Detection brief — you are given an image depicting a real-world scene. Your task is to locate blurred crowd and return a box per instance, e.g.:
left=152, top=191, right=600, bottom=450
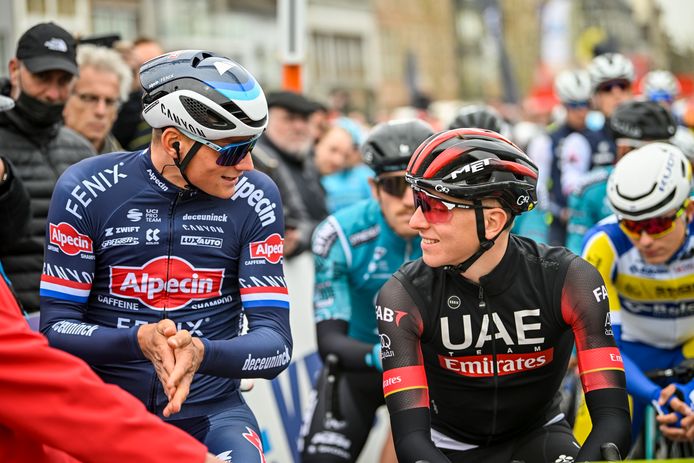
left=2, top=18, right=694, bottom=462
left=3, top=23, right=694, bottom=310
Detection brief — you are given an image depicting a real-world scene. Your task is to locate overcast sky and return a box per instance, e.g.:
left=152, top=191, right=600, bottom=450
left=656, top=0, right=694, bottom=52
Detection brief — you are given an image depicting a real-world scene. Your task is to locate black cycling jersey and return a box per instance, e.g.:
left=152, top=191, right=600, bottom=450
left=376, top=234, right=630, bottom=462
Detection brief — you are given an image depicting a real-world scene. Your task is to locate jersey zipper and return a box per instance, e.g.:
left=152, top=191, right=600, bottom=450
left=479, top=285, right=499, bottom=444
left=148, top=190, right=182, bottom=413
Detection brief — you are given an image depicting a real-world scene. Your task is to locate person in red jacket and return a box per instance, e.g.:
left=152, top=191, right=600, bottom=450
left=0, top=265, right=222, bottom=463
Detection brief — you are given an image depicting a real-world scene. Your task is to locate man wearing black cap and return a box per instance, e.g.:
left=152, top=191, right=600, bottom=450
left=254, top=91, right=328, bottom=257
left=0, top=22, right=95, bottom=312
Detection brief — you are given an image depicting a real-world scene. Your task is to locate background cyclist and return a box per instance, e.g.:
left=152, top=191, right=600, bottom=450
left=581, top=142, right=694, bottom=443
left=299, top=119, right=433, bottom=463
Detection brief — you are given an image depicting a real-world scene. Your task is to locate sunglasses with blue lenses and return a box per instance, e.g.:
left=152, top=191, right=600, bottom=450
left=565, top=101, right=590, bottom=109
left=180, top=129, right=260, bottom=166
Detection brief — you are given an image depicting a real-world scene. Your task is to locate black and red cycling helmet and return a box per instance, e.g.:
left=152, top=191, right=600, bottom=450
left=406, top=128, right=539, bottom=215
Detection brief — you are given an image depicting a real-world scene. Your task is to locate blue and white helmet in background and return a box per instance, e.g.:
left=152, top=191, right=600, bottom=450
left=140, top=50, right=268, bottom=140
left=641, top=70, right=681, bottom=103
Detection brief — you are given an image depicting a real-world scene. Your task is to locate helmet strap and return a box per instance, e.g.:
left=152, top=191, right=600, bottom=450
left=173, top=141, right=203, bottom=190
left=448, top=199, right=511, bottom=274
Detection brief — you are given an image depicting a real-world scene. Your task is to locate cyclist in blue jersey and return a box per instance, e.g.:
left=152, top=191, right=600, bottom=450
left=559, top=53, right=634, bottom=197
left=582, top=142, right=694, bottom=442
left=39, top=50, right=292, bottom=462
left=566, top=100, right=677, bottom=254
left=298, top=119, right=434, bottom=462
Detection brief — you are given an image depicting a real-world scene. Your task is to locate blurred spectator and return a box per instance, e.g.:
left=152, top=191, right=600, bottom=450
left=320, top=117, right=373, bottom=213
left=313, top=124, right=351, bottom=177
left=111, top=37, right=163, bottom=151
left=0, top=22, right=94, bottom=312
left=308, top=99, right=330, bottom=144
left=255, top=91, right=328, bottom=257
left=63, top=44, right=132, bottom=153
left=0, top=96, right=30, bottom=252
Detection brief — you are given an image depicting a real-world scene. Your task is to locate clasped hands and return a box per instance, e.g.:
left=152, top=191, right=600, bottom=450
left=137, top=319, right=205, bottom=417
left=655, top=384, right=694, bottom=442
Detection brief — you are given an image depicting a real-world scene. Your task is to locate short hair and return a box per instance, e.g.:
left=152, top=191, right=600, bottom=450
left=76, top=44, right=132, bottom=101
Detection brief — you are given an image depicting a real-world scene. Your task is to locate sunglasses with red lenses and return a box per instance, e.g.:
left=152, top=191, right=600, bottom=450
left=619, top=204, right=687, bottom=239
left=413, top=188, right=491, bottom=224
left=376, top=176, right=409, bottom=197
left=181, top=129, right=260, bottom=166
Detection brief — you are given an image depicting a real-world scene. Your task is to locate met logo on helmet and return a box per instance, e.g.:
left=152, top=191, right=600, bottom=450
left=49, top=222, right=93, bottom=256
left=449, top=158, right=491, bottom=179
left=110, top=256, right=224, bottom=310
left=249, top=233, right=284, bottom=264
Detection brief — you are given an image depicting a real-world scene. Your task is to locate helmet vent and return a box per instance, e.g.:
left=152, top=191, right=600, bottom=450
left=221, top=100, right=267, bottom=128
left=179, top=95, right=236, bottom=130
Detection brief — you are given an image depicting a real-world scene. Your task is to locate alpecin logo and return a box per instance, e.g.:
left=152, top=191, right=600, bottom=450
left=49, top=222, right=93, bottom=256
left=110, top=256, right=224, bottom=310
left=249, top=233, right=284, bottom=264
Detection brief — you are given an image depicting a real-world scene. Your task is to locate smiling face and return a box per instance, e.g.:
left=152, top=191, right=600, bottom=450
left=152, top=128, right=255, bottom=199
left=408, top=191, right=510, bottom=269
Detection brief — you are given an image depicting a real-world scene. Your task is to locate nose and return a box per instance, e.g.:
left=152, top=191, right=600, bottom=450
left=43, top=83, right=62, bottom=103
left=402, top=187, right=415, bottom=207
left=409, top=206, right=428, bottom=230
left=637, top=232, right=655, bottom=247
left=235, top=153, right=254, bottom=171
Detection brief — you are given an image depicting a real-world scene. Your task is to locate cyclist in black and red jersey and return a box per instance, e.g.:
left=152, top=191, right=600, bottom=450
left=376, top=128, right=630, bottom=463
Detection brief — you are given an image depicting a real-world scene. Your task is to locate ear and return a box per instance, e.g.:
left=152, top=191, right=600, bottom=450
left=160, top=128, right=183, bottom=160
left=484, top=207, right=510, bottom=239
left=368, top=177, right=380, bottom=200
left=8, top=59, right=20, bottom=98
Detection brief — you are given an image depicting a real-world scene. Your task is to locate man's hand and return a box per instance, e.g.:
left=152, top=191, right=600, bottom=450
left=163, top=331, right=205, bottom=417
left=137, top=319, right=179, bottom=388
left=656, top=384, right=694, bottom=442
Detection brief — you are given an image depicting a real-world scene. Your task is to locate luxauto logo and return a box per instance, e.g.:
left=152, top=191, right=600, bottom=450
left=110, top=256, right=224, bottom=310
left=49, top=222, right=93, bottom=256
left=439, top=348, right=554, bottom=377
left=181, top=235, right=223, bottom=249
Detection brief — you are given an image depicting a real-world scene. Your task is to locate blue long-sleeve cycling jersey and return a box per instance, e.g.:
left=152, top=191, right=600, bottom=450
left=39, top=149, right=292, bottom=419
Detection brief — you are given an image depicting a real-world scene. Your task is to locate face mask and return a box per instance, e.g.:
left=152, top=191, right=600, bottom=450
left=14, top=91, right=65, bottom=127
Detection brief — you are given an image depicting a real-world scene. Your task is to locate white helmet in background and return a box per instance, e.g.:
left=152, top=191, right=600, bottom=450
left=588, top=53, right=635, bottom=92
left=607, top=142, right=692, bottom=220
left=670, top=126, right=694, bottom=162
left=641, top=70, right=681, bottom=103
left=554, top=69, right=591, bottom=104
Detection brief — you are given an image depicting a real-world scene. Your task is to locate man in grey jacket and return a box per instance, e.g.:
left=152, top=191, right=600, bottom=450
left=0, top=22, right=95, bottom=312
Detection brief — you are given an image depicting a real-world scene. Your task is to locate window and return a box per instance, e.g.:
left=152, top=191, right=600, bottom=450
left=27, top=0, right=46, bottom=14
left=311, top=32, right=365, bottom=85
